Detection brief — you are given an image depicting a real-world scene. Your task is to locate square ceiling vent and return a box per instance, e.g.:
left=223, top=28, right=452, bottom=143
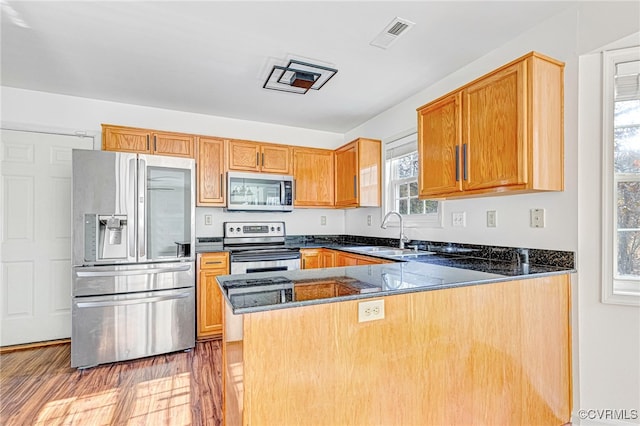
left=370, top=17, right=415, bottom=49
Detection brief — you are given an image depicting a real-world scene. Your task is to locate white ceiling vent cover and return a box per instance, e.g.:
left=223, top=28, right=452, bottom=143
left=370, top=17, right=415, bottom=49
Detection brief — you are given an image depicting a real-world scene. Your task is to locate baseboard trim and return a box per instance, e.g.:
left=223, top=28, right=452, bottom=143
left=0, top=338, right=71, bottom=354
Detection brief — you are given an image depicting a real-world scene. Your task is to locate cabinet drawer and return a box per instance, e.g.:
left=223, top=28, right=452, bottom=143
left=199, top=252, right=229, bottom=270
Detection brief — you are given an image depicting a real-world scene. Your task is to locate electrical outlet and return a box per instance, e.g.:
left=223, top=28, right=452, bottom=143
left=204, top=214, right=212, bottom=226
left=487, top=210, right=497, bottom=228
left=530, top=208, right=545, bottom=228
left=452, top=212, right=466, bottom=227
left=320, top=215, right=327, bottom=226
left=358, top=299, right=384, bottom=322
left=367, top=215, right=372, bottom=226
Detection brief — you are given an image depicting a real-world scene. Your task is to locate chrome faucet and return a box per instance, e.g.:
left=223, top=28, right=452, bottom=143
left=381, top=211, right=410, bottom=249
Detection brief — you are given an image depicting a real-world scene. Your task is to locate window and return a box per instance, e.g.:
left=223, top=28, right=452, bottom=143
left=383, top=132, right=441, bottom=227
left=602, top=46, right=640, bottom=305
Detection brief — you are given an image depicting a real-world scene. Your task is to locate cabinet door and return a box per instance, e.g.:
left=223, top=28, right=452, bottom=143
left=152, top=133, right=195, bottom=158
left=197, top=137, right=226, bottom=206
left=462, top=61, right=527, bottom=190
left=418, top=93, right=463, bottom=198
left=228, top=140, right=260, bottom=171
left=293, top=148, right=334, bottom=207
left=197, top=252, right=229, bottom=340
left=335, top=252, right=358, bottom=266
left=334, top=142, right=358, bottom=207
left=320, top=250, right=336, bottom=268
left=301, top=250, right=322, bottom=269
left=260, top=144, right=290, bottom=174
left=102, top=126, right=151, bottom=154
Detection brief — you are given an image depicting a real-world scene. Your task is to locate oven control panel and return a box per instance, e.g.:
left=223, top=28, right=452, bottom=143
left=223, top=221, right=286, bottom=238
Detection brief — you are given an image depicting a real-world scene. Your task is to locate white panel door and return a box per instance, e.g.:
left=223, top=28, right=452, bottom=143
left=1, top=129, right=93, bottom=346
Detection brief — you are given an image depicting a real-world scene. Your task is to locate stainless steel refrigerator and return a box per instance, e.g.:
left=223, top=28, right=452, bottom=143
left=71, top=150, right=195, bottom=368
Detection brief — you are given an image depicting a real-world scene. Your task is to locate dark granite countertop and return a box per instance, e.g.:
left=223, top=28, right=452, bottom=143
left=218, top=256, right=575, bottom=314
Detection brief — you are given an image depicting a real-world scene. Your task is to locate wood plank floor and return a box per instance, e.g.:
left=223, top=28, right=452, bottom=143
left=0, top=340, right=222, bottom=425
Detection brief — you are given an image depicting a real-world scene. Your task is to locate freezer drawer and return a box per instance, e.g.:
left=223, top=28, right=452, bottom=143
left=71, top=287, right=195, bottom=368
left=73, top=262, right=194, bottom=297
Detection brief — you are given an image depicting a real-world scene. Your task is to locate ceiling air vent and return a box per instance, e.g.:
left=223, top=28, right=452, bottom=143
left=370, top=17, right=415, bottom=50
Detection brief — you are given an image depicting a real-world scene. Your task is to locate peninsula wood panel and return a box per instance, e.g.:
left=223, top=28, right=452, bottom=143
left=197, top=137, right=226, bottom=206
left=234, top=275, right=571, bottom=425
left=292, top=147, right=334, bottom=207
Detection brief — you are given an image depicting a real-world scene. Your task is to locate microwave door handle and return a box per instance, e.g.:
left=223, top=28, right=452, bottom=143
left=128, top=157, right=137, bottom=260
left=138, top=158, right=146, bottom=260
left=280, top=181, right=285, bottom=206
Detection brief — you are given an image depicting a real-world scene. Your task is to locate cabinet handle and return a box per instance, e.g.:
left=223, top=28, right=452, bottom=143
left=455, top=146, right=460, bottom=182
left=293, top=179, right=297, bottom=201
left=205, top=261, right=223, bottom=265
left=146, top=135, right=150, bottom=151
left=261, top=152, right=264, bottom=166
left=302, top=258, right=306, bottom=269
left=353, top=176, right=357, bottom=198
left=154, top=136, right=157, bottom=152
left=462, top=143, right=468, bottom=181
left=220, top=173, right=223, bottom=197
left=256, top=152, right=260, bottom=166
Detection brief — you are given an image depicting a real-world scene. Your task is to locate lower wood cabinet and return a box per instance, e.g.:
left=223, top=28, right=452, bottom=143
left=301, top=248, right=391, bottom=269
left=197, top=252, right=229, bottom=340
left=294, top=280, right=359, bottom=301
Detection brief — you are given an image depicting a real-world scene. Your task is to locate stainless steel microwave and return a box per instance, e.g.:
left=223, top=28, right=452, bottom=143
left=226, top=171, right=294, bottom=211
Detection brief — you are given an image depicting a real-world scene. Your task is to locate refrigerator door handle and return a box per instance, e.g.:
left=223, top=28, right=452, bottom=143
left=76, top=291, right=191, bottom=308
left=138, top=158, right=146, bottom=260
left=128, top=157, right=137, bottom=260
left=76, top=264, right=192, bottom=277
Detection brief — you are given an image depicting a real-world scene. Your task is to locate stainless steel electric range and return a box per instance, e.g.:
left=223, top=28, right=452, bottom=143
left=223, top=221, right=300, bottom=275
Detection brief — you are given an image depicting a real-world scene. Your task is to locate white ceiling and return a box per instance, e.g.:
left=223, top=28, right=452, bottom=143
left=1, top=1, right=577, bottom=133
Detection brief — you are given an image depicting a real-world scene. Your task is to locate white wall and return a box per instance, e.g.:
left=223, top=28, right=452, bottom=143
left=343, top=7, right=581, bottom=251
left=0, top=86, right=345, bottom=237
left=577, top=35, right=640, bottom=425
left=342, top=3, right=640, bottom=424
left=0, top=87, right=344, bottom=149
left=195, top=207, right=345, bottom=237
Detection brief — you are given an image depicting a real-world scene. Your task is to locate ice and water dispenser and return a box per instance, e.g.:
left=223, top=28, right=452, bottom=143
left=84, top=213, right=128, bottom=262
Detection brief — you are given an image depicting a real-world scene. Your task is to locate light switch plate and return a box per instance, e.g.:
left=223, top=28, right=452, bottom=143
left=487, top=210, right=497, bottom=228
left=530, top=208, right=545, bottom=228
left=204, top=214, right=213, bottom=226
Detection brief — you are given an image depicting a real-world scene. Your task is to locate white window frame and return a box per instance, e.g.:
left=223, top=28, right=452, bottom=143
left=602, top=46, right=640, bottom=306
left=382, top=130, right=442, bottom=228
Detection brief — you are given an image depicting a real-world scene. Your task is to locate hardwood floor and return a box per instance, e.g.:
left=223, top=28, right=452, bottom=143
left=0, top=340, right=223, bottom=425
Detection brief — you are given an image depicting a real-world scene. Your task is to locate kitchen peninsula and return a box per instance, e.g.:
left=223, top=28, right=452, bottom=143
left=218, top=248, right=574, bottom=426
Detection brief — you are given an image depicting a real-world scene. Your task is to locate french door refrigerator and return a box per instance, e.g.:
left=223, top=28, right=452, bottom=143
left=71, top=150, right=195, bottom=368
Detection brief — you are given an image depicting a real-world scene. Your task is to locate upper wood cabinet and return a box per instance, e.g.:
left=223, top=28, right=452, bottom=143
left=417, top=52, right=564, bottom=199
left=228, top=139, right=290, bottom=174
left=197, top=252, right=229, bottom=340
left=334, top=138, right=381, bottom=208
left=102, top=124, right=195, bottom=158
left=197, top=137, right=226, bottom=206
left=292, top=147, right=334, bottom=207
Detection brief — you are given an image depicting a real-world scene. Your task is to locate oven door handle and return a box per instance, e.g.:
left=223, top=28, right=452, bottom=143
left=231, top=252, right=300, bottom=262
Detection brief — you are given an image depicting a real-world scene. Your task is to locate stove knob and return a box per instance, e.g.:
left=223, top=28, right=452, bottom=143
left=228, top=227, right=233, bottom=233
left=236, top=227, right=241, bottom=232
left=277, top=226, right=281, bottom=231
left=270, top=227, right=275, bottom=231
